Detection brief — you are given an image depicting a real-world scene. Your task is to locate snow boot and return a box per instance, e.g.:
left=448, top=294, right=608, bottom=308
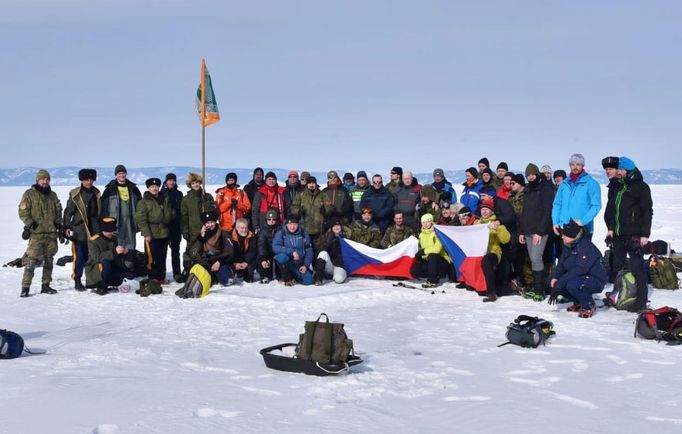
left=532, top=271, right=546, bottom=298
left=483, top=294, right=498, bottom=302
left=20, top=287, right=30, bottom=298
left=41, top=283, right=57, bottom=294
left=74, top=278, right=85, bottom=292
left=313, top=258, right=326, bottom=285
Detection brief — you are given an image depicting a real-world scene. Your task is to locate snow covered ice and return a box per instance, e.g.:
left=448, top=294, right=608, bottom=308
left=2, top=185, right=682, bottom=434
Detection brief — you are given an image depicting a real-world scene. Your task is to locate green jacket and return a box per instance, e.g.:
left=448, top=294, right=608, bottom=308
left=18, top=185, right=62, bottom=237
left=63, top=186, right=101, bottom=242
left=349, top=219, right=382, bottom=248
left=85, top=233, right=118, bottom=287
left=135, top=191, right=175, bottom=239
left=181, top=189, right=215, bottom=242
left=290, top=188, right=326, bottom=236
left=476, top=215, right=511, bottom=262
left=381, top=225, right=415, bottom=248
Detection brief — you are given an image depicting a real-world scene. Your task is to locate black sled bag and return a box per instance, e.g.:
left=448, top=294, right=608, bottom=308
left=0, top=329, right=25, bottom=359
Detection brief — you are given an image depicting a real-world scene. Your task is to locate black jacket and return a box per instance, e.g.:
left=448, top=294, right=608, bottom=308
left=492, top=196, right=517, bottom=234
left=519, top=177, right=554, bottom=236
left=256, top=223, right=280, bottom=260
left=161, top=183, right=184, bottom=233
left=604, top=169, right=653, bottom=237
left=319, top=229, right=349, bottom=267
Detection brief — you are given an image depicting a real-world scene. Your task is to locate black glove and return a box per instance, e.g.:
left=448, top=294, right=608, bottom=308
left=182, top=232, right=190, bottom=242
left=547, top=289, right=560, bottom=305
left=231, top=198, right=238, bottom=208
left=604, top=235, right=613, bottom=248
left=21, top=225, right=31, bottom=240
left=415, top=248, right=424, bottom=259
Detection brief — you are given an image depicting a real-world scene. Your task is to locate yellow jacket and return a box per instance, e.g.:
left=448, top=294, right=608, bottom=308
left=418, top=227, right=452, bottom=264
left=475, top=215, right=510, bottom=262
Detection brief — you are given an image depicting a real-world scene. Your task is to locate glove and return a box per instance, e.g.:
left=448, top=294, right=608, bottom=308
left=415, top=248, right=424, bottom=259
left=58, top=231, right=68, bottom=245
left=604, top=235, right=613, bottom=248
left=182, top=232, right=190, bottom=242
left=231, top=198, right=238, bottom=208
left=547, top=289, right=560, bottom=305
left=21, top=225, right=31, bottom=240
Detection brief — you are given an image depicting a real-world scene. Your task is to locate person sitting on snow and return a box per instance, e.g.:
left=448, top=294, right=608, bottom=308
left=272, top=215, right=314, bottom=286
left=410, top=213, right=454, bottom=289
left=85, top=217, right=135, bottom=295
left=184, top=210, right=235, bottom=286
left=313, top=218, right=350, bottom=285
left=547, top=219, right=607, bottom=318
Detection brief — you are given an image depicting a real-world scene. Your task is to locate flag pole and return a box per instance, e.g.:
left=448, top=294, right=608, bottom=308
left=202, top=123, right=206, bottom=194
left=200, top=58, right=207, bottom=195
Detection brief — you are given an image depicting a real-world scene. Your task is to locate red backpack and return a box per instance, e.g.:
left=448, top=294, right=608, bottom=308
left=634, top=307, right=682, bottom=344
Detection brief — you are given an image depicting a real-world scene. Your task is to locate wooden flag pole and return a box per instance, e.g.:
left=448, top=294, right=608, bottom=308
left=200, top=58, right=207, bottom=197
left=202, top=123, right=206, bottom=195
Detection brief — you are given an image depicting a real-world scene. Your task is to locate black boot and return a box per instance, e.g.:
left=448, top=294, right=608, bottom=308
left=41, top=283, right=58, bottom=294
left=20, top=287, right=30, bottom=298
left=74, top=278, right=86, bottom=292
left=532, top=271, right=546, bottom=297
left=313, top=258, right=326, bottom=285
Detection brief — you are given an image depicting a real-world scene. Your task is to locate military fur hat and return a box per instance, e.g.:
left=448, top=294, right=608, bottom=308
left=200, top=209, right=219, bottom=223
left=78, top=168, right=97, bottom=181
left=421, top=184, right=437, bottom=202
left=100, top=217, right=117, bottom=232
left=145, top=178, right=161, bottom=188
left=186, top=172, right=203, bottom=187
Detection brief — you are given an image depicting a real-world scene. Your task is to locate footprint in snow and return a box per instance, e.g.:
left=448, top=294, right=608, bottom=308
left=443, top=396, right=492, bottom=402
left=93, top=425, right=118, bottom=434
left=195, top=408, right=242, bottom=418
left=604, top=372, right=644, bottom=383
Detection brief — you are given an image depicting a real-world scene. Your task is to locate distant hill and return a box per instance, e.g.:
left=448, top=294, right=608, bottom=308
left=1, top=166, right=681, bottom=186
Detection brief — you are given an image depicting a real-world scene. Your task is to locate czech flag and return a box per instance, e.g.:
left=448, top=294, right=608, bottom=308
left=340, top=236, right=419, bottom=279
left=434, top=225, right=489, bottom=293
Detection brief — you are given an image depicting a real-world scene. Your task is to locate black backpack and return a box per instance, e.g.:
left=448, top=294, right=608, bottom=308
left=0, top=329, right=25, bottom=359
left=498, top=315, right=555, bottom=348
left=634, top=307, right=682, bottom=345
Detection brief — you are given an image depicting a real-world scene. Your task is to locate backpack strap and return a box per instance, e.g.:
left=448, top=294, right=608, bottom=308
left=306, top=313, right=330, bottom=361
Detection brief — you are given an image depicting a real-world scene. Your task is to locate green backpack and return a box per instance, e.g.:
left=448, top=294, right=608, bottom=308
left=604, top=270, right=639, bottom=310
left=648, top=256, right=680, bottom=290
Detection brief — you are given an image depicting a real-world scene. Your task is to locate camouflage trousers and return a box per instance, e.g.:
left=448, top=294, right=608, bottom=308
left=22, top=234, right=58, bottom=288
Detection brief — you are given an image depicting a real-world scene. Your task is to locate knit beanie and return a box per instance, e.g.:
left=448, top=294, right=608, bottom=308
left=165, top=173, right=177, bottom=181
left=265, top=171, right=277, bottom=181
left=391, top=166, right=403, bottom=177
left=569, top=153, right=585, bottom=165
left=496, top=162, right=508, bottom=171
left=35, top=169, right=50, bottom=182
left=512, top=173, right=526, bottom=186
left=525, top=163, right=540, bottom=177
left=553, top=170, right=567, bottom=180
left=540, top=165, right=552, bottom=174
left=421, top=213, right=434, bottom=223
left=114, top=164, right=127, bottom=175
left=465, top=167, right=479, bottom=179
left=478, top=157, right=490, bottom=168
left=225, top=172, right=238, bottom=183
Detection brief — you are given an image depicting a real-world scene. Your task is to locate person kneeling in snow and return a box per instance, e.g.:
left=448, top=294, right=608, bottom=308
left=85, top=217, right=135, bottom=295
left=313, top=218, right=350, bottom=286
left=185, top=210, right=235, bottom=286
left=272, top=215, right=314, bottom=286
left=476, top=200, right=511, bottom=302
left=410, top=213, right=454, bottom=289
left=547, top=220, right=607, bottom=318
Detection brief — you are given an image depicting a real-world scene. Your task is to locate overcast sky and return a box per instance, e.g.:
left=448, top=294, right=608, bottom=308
left=1, top=0, right=680, bottom=173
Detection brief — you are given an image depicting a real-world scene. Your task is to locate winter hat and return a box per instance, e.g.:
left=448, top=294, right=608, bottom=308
left=525, top=163, right=540, bottom=178
left=329, top=218, right=342, bottom=227
left=478, top=157, right=490, bottom=168
left=479, top=185, right=497, bottom=197
left=562, top=219, right=582, bottom=238
left=35, top=169, right=50, bottom=182
left=225, top=172, right=238, bottom=183
left=601, top=156, right=619, bottom=169
left=253, top=167, right=264, bottom=176
left=553, top=170, right=567, bottom=180
left=496, top=162, right=508, bottom=171
left=165, top=173, right=177, bottom=181
left=114, top=164, right=127, bottom=175
left=421, top=184, right=437, bottom=201
left=185, top=172, right=202, bottom=187
left=512, top=173, right=526, bottom=186
left=421, top=213, right=434, bottom=223
left=618, top=156, right=636, bottom=171
left=480, top=199, right=495, bottom=212
left=569, top=153, right=585, bottom=165
left=327, top=170, right=339, bottom=180
left=465, top=167, right=479, bottom=179
left=540, top=165, right=552, bottom=174
left=78, top=168, right=97, bottom=181
left=265, top=209, right=279, bottom=220
left=481, top=167, right=494, bottom=179
left=145, top=178, right=161, bottom=188
left=433, top=168, right=445, bottom=178
left=504, top=171, right=515, bottom=179
left=300, top=171, right=311, bottom=181
left=457, top=206, right=472, bottom=216
left=356, top=170, right=368, bottom=180
left=391, top=166, right=403, bottom=177
left=265, top=171, right=277, bottom=181
left=307, top=176, right=318, bottom=184
left=343, top=172, right=354, bottom=181
left=99, top=217, right=117, bottom=232
left=285, top=214, right=299, bottom=224
left=200, top=209, right=219, bottom=223
left=361, top=207, right=373, bottom=215
left=288, top=170, right=299, bottom=178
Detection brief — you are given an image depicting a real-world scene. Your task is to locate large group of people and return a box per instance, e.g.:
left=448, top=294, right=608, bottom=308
left=17, top=153, right=654, bottom=317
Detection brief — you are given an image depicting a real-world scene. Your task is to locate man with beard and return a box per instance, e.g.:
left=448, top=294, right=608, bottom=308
left=552, top=153, right=601, bottom=239
left=135, top=178, right=174, bottom=284
left=243, top=167, right=264, bottom=229
left=215, top=172, right=251, bottom=233
left=283, top=170, right=304, bottom=210
left=19, top=169, right=63, bottom=297
left=272, top=215, right=314, bottom=286
left=323, top=170, right=354, bottom=225
left=394, top=171, right=421, bottom=233
left=184, top=210, right=235, bottom=287
left=255, top=209, right=281, bottom=283
left=290, top=175, right=326, bottom=253
left=101, top=164, right=142, bottom=251
left=230, top=218, right=257, bottom=283
left=63, top=168, right=100, bottom=291
left=161, top=173, right=184, bottom=282
left=604, top=157, right=653, bottom=312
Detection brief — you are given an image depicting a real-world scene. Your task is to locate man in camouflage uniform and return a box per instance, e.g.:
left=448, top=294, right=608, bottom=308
left=63, top=168, right=100, bottom=291
left=18, top=169, right=63, bottom=297
left=381, top=212, right=415, bottom=248
left=349, top=207, right=382, bottom=248
left=135, top=178, right=175, bottom=283
left=289, top=176, right=327, bottom=254
left=85, top=217, right=135, bottom=295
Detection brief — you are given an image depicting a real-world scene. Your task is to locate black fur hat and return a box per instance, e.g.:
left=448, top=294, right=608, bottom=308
left=78, top=168, right=97, bottom=181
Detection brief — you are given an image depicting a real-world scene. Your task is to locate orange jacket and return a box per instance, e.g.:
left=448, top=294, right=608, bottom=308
left=215, top=185, right=252, bottom=231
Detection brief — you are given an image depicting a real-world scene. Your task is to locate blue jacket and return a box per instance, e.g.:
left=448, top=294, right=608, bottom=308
left=552, top=171, right=601, bottom=233
left=431, top=179, right=457, bottom=203
left=550, top=236, right=607, bottom=290
left=359, top=186, right=395, bottom=232
left=460, top=179, right=483, bottom=214
left=272, top=226, right=314, bottom=268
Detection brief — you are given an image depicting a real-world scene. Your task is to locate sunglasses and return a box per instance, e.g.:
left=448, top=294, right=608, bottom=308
left=372, top=180, right=383, bottom=185
left=266, top=218, right=277, bottom=221
left=288, top=175, right=298, bottom=178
